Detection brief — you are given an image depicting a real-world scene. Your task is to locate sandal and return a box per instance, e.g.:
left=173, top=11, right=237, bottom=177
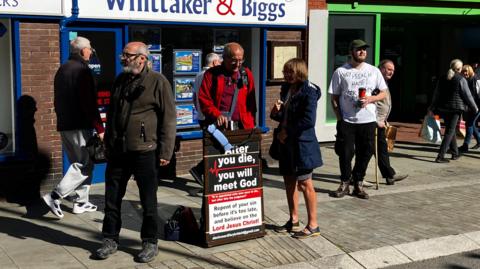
left=274, top=220, right=301, bottom=233
left=292, top=226, right=320, bottom=239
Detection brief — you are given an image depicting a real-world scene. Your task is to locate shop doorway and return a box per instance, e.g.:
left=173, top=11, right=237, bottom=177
left=380, top=14, right=480, bottom=122
left=62, top=28, right=122, bottom=183
left=327, top=15, right=375, bottom=123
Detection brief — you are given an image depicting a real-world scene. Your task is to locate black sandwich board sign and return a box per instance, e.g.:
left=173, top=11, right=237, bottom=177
left=202, top=128, right=265, bottom=247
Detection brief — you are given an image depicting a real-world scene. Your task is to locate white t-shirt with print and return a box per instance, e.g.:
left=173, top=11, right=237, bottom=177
left=328, top=62, right=387, bottom=124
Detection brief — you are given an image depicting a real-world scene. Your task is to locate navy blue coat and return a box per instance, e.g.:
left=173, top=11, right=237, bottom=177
left=271, top=80, right=323, bottom=174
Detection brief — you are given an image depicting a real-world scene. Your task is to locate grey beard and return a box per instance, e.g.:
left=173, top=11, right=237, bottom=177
left=123, top=62, right=142, bottom=74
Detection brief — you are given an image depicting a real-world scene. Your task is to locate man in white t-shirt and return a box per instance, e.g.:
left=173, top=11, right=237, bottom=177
left=328, top=39, right=387, bottom=199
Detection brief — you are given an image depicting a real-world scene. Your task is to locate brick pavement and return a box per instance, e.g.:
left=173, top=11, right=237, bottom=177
left=1, top=133, right=480, bottom=268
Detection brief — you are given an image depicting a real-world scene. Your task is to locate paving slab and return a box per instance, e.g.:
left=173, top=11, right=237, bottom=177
left=394, top=234, right=480, bottom=261
left=350, top=246, right=411, bottom=269
left=309, top=254, right=364, bottom=269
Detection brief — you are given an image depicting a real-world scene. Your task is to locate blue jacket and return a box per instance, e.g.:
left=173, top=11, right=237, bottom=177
left=271, top=80, right=323, bottom=171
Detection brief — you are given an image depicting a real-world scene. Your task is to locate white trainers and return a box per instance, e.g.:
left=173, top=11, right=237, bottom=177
left=42, top=193, right=64, bottom=218
left=73, top=202, right=98, bottom=214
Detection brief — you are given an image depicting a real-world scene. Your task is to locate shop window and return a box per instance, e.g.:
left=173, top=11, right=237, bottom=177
left=129, top=25, right=254, bottom=134
left=0, top=19, right=14, bottom=154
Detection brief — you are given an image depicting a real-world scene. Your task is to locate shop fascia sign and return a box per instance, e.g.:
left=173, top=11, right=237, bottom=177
left=0, top=0, right=63, bottom=16
left=74, top=0, right=307, bottom=26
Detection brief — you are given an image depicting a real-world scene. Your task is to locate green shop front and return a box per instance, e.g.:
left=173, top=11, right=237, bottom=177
left=310, top=0, right=480, bottom=141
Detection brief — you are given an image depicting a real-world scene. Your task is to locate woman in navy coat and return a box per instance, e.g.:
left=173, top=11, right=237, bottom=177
left=271, top=58, right=323, bottom=239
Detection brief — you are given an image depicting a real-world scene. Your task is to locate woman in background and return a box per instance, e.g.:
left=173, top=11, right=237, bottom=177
left=429, top=59, right=478, bottom=163
left=271, top=58, right=323, bottom=239
left=459, top=64, right=480, bottom=152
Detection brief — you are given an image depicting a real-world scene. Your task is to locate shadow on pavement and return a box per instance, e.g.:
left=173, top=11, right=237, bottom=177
left=159, top=177, right=203, bottom=197
left=0, top=216, right=103, bottom=257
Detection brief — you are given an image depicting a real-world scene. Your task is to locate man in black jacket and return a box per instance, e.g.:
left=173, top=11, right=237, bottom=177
left=43, top=36, right=104, bottom=219
left=95, top=42, right=176, bottom=263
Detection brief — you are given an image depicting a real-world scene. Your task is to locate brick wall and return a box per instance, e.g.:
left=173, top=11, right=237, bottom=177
left=309, top=0, right=327, bottom=10
left=19, top=23, right=62, bottom=192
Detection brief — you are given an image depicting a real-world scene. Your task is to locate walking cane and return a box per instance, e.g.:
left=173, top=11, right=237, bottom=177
left=375, top=128, right=379, bottom=190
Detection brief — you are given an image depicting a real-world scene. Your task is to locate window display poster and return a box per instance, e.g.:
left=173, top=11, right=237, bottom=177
left=176, top=104, right=198, bottom=127
left=174, top=76, right=195, bottom=101
left=273, top=46, right=298, bottom=79
left=174, top=50, right=201, bottom=74
left=151, top=54, right=162, bottom=73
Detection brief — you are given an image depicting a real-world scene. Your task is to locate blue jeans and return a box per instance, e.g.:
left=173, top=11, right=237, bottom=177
left=463, top=111, right=480, bottom=146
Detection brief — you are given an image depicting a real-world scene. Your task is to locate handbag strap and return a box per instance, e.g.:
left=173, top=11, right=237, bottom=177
left=225, top=67, right=248, bottom=118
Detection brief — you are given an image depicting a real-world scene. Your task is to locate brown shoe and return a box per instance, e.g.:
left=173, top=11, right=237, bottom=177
left=352, top=181, right=369, bottom=199
left=330, top=181, right=350, bottom=198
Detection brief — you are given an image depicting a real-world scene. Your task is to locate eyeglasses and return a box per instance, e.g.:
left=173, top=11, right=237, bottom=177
left=120, top=52, right=140, bottom=59
left=228, top=59, right=244, bottom=65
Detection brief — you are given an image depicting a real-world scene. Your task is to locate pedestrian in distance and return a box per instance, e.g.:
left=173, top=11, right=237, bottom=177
left=374, top=59, right=408, bottom=185
left=458, top=64, right=480, bottom=152
left=271, top=58, right=323, bottom=239
left=43, top=36, right=104, bottom=218
left=189, top=52, right=223, bottom=186
left=95, top=41, right=176, bottom=263
left=328, top=39, right=387, bottom=199
left=428, top=59, right=478, bottom=163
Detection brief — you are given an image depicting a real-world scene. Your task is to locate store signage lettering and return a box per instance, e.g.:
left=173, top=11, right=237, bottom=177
left=106, top=0, right=287, bottom=22
left=0, top=0, right=62, bottom=15
left=0, top=0, right=19, bottom=7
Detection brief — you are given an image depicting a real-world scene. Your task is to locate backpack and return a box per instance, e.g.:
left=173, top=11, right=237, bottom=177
left=164, top=206, right=200, bottom=244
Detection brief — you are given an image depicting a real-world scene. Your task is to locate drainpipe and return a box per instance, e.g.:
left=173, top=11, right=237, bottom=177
left=59, top=0, right=79, bottom=63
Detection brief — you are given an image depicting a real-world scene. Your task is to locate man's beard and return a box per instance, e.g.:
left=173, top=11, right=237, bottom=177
left=123, top=60, right=143, bottom=74
left=351, top=53, right=366, bottom=64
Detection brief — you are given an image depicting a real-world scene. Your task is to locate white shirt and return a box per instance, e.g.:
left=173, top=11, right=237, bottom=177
left=328, top=62, right=387, bottom=124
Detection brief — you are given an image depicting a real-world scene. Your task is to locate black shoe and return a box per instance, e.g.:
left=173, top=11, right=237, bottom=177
left=451, top=154, right=462, bottom=160
left=136, top=242, right=158, bottom=263
left=385, top=174, right=408, bottom=185
left=458, top=145, right=469, bottom=152
left=330, top=182, right=350, bottom=198
left=95, top=238, right=118, bottom=260
left=435, top=157, right=450, bottom=163
left=352, top=181, right=369, bottom=199
left=471, top=143, right=480, bottom=150
left=274, top=220, right=301, bottom=233
left=189, top=166, right=204, bottom=187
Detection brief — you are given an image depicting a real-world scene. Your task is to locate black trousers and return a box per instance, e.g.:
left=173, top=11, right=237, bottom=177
left=102, top=150, right=159, bottom=243
left=438, top=112, right=461, bottom=158
left=376, top=127, right=396, bottom=179
left=335, top=120, right=376, bottom=182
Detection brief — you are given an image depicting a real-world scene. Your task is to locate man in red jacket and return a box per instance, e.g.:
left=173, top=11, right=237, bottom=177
left=198, top=42, right=256, bottom=130
left=190, top=42, right=257, bottom=185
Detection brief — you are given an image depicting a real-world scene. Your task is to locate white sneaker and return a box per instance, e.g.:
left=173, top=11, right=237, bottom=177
left=73, top=202, right=98, bottom=214
left=42, top=193, right=64, bottom=218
